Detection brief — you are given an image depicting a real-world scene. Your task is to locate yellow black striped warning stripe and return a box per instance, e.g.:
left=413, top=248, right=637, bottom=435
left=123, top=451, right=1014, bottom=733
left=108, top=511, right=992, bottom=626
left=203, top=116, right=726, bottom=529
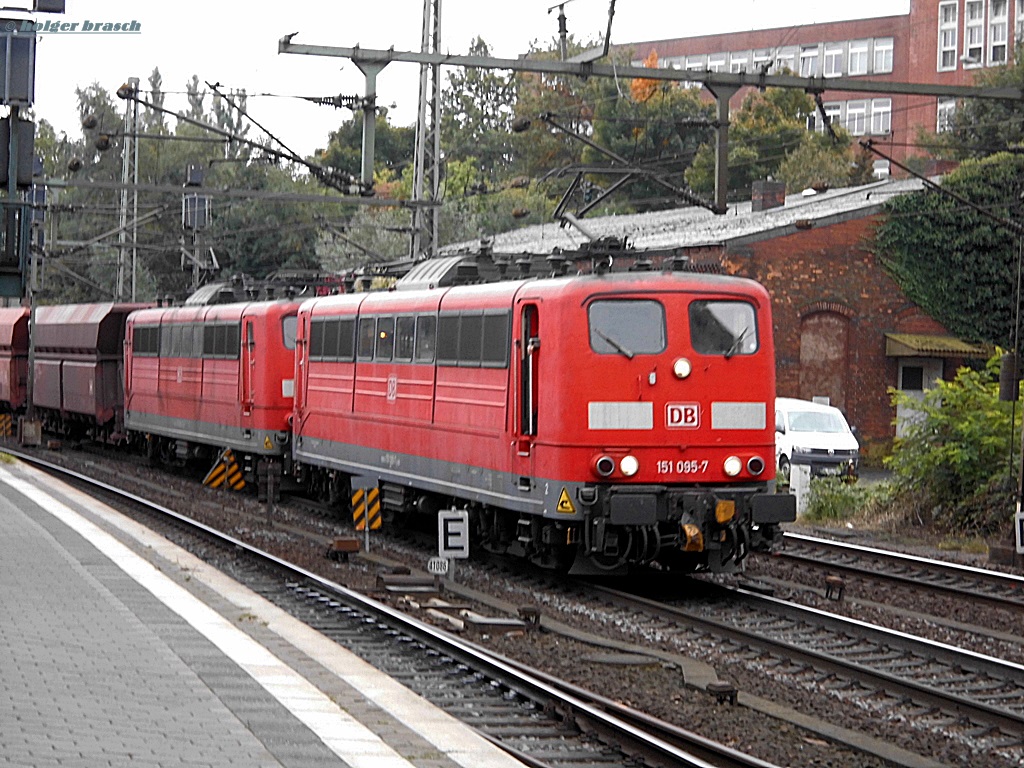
left=203, top=449, right=245, bottom=491
left=0, top=413, right=11, bottom=438
left=352, top=487, right=381, bottom=531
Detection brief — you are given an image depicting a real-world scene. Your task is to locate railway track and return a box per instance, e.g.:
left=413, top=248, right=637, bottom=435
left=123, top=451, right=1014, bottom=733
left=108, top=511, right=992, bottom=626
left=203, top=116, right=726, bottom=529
left=777, top=531, right=1024, bottom=612
left=5, top=447, right=782, bottom=768
left=584, top=581, right=1024, bottom=756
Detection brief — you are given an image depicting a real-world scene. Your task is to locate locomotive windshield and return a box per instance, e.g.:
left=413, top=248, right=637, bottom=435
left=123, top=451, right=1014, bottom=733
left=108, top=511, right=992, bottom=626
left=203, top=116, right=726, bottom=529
left=689, top=301, right=758, bottom=356
left=282, top=315, right=297, bottom=350
left=588, top=300, right=666, bottom=357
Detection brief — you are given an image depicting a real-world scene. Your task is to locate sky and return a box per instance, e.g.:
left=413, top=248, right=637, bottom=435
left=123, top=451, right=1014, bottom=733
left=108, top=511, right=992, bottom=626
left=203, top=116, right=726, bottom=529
left=25, top=0, right=911, bottom=159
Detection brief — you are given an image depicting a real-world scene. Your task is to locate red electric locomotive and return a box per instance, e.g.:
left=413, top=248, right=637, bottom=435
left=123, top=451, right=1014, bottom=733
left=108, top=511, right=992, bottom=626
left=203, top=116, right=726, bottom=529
left=292, top=260, right=795, bottom=574
left=124, top=299, right=300, bottom=494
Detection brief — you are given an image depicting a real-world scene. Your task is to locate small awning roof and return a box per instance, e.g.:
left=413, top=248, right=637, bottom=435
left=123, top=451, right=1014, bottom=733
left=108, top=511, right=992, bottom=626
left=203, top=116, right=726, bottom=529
left=885, top=333, right=991, bottom=358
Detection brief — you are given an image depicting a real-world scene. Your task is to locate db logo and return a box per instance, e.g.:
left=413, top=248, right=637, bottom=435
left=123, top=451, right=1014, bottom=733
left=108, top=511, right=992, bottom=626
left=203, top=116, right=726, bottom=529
left=386, top=374, right=398, bottom=402
left=666, top=403, right=699, bottom=429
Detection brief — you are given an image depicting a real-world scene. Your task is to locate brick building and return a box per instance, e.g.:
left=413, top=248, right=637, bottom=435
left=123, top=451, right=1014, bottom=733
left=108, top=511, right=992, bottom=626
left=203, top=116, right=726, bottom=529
left=627, top=0, right=1021, bottom=170
left=445, top=179, right=991, bottom=462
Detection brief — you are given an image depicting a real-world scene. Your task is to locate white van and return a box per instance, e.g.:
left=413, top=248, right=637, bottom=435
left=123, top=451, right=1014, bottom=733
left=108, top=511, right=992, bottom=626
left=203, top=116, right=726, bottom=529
left=774, top=397, right=859, bottom=480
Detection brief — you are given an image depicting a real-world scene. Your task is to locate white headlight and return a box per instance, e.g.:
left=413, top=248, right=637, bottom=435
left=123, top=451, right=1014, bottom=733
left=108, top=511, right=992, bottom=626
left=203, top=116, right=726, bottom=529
left=620, top=455, right=640, bottom=476
left=673, top=357, right=692, bottom=379
left=723, top=456, right=742, bottom=476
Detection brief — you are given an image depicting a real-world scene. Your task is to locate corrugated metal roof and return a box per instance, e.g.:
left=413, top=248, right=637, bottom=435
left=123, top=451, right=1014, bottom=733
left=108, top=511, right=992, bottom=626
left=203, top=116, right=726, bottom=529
left=441, top=178, right=926, bottom=255
left=884, top=333, right=991, bottom=358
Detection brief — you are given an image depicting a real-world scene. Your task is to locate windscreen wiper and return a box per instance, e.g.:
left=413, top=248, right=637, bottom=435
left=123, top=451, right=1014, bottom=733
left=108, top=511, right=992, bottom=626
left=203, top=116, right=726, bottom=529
left=594, top=328, right=634, bottom=359
left=724, top=327, right=749, bottom=359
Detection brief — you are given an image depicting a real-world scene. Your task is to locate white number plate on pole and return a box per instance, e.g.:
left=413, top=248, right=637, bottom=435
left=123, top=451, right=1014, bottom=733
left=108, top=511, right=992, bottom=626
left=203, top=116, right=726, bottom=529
left=438, top=509, right=470, bottom=559
left=427, top=557, right=449, bottom=575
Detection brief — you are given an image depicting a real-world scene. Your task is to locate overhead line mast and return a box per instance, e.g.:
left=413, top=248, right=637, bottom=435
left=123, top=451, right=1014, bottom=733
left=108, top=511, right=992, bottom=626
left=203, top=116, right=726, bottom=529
left=411, top=0, right=442, bottom=260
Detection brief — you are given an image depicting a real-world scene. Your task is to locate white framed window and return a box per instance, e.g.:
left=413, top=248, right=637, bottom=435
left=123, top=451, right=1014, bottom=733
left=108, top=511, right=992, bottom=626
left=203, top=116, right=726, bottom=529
left=849, top=40, right=869, bottom=75
left=774, top=48, right=796, bottom=73
left=870, top=98, right=892, bottom=134
left=964, top=0, right=984, bottom=65
left=799, top=45, right=819, bottom=76
left=686, top=55, right=706, bottom=71
left=816, top=102, right=842, bottom=133
left=990, top=0, right=1009, bottom=63
left=707, top=53, right=727, bottom=72
left=1017, top=0, right=1024, bottom=42
left=873, top=38, right=893, bottom=73
left=938, top=1, right=958, bottom=70
left=937, top=98, right=956, bottom=132
left=824, top=43, right=843, bottom=77
left=753, top=49, right=772, bottom=73
left=846, top=100, right=867, bottom=135
left=730, top=52, right=749, bottom=73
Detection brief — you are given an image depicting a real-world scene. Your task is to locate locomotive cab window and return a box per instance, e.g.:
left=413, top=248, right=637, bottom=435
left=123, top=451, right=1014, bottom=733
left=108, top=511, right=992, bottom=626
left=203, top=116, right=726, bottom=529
left=689, top=301, right=758, bottom=356
left=276, top=316, right=297, bottom=349
left=588, top=299, right=666, bottom=357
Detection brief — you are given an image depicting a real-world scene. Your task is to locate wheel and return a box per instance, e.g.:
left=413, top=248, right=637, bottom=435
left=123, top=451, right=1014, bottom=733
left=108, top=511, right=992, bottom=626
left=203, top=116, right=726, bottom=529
left=778, top=455, right=791, bottom=482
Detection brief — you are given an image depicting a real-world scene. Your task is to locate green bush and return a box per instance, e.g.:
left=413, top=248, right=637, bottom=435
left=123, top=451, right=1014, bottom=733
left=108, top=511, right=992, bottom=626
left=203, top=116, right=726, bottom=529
left=804, top=476, right=869, bottom=522
left=885, top=353, right=1021, bottom=534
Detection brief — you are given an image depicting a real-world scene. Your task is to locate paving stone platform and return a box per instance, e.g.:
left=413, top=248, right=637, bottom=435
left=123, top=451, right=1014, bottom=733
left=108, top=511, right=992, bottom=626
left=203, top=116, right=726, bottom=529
left=0, top=458, right=523, bottom=768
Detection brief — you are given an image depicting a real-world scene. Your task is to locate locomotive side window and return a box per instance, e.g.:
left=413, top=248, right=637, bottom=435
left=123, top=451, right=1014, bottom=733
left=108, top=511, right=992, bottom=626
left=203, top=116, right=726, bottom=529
left=337, top=318, right=355, bottom=360
left=415, top=315, right=436, bottom=362
left=589, top=300, right=666, bottom=356
left=458, top=314, right=483, bottom=366
left=481, top=311, right=510, bottom=367
left=395, top=316, right=415, bottom=361
left=322, top=318, right=340, bottom=358
left=376, top=316, right=395, bottom=361
left=435, top=311, right=511, bottom=368
left=357, top=317, right=376, bottom=359
left=132, top=325, right=160, bottom=356
left=189, top=324, right=202, bottom=357
left=437, top=314, right=459, bottom=364
left=689, top=301, right=758, bottom=356
left=309, top=318, right=326, bottom=358
left=310, top=317, right=355, bottom=360
left=202, top=322, right=241, bottom=359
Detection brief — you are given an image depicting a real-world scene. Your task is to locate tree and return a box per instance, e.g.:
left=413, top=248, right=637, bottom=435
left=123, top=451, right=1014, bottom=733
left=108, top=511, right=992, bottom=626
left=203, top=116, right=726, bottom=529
left=41, top=80, right=339, bottom=303
left=439, top=37, right=517, bottom=182
left=316, top=110, right=415, bottom=186
left=875, top=151, right=1024, bottom=352
left=775, top=128, right=873, bottom=192
left=587, top=68, right=713, bottom=211
left=939, top=43, right=1024, bottom=158
left=686, top=87, right=815, bottom=200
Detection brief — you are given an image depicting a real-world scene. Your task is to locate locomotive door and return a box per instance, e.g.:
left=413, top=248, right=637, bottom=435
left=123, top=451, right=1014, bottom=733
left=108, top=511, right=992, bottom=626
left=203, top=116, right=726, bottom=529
left=241, top=318, right=255, bottom=416
left=514, top=303, right=540, bottom=473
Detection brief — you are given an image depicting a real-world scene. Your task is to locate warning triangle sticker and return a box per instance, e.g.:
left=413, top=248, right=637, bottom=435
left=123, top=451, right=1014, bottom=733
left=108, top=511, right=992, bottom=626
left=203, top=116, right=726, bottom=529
left=556, top=488, right=576, bottom=514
